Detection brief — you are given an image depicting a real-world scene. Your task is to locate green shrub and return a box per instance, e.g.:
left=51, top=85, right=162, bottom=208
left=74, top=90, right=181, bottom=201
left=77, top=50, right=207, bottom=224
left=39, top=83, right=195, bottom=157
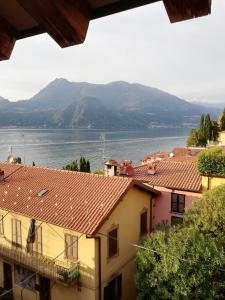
left=197, top=148, right=225, bottom=176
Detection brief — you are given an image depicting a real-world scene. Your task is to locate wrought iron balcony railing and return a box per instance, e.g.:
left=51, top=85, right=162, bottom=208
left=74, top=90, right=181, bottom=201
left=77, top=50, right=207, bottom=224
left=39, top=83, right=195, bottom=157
left=0, top=239, right=80, bottom=285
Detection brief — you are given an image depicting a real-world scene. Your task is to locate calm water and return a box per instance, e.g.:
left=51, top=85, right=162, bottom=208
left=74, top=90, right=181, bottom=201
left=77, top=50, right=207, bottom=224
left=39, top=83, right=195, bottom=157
left=0, top=128, right=188, bottom=171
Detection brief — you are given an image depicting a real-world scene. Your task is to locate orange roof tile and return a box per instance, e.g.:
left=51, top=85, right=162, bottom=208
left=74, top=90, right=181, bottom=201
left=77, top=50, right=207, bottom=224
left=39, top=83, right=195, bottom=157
left=0, top=163, right=158, bottom=235
left=133, top=159, right=201, bottom=192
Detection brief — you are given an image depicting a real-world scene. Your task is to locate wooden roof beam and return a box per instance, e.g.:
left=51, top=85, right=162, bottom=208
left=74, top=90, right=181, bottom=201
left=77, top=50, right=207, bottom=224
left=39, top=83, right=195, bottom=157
left=0, top=17, right=16, bottom=61
left=163, top=0, right=211, bottom=23
left=91, top=0, right=160, bottom=20
left=16, top=0, right=90, bottom=48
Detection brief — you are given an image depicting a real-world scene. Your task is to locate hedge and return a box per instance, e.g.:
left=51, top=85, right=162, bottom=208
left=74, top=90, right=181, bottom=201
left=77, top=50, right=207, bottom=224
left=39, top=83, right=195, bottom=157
left=197, top=148, right=225, bottom=176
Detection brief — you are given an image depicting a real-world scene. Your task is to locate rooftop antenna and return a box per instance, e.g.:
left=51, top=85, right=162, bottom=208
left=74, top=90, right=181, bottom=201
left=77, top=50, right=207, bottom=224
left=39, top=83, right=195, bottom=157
left=22, top=133, right=25, bottom=164
left=100, top=133, right=106, bottom=167
left=7, top=146, right=14, bottom=163
left=8, top=146, right=12, bottom=155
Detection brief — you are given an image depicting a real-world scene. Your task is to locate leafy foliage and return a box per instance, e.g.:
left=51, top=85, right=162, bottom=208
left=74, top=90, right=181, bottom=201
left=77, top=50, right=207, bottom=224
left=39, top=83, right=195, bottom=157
left=135, top=185, right=225, bottom=299
left=63, top=157, right=90, bottom=173
left=205, top=113, right=212, bottom=141
left=197, top=148, right=225, bottom=176
left=186, top=129, right=200, bottom=147
left=185, top=184, right=225, bottom=234
left=219, top=108, right=225, bottom=131
left=186, top=113, right=219, bottom=147
left=13, top=157, right=22, bottom=164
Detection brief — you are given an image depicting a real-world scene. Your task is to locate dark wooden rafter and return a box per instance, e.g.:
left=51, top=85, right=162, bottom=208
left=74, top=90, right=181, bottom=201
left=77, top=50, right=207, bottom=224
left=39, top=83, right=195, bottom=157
left=16, top=0, right=91, bottom=48
left=163, top=0, right=211, bottom=23
left=0, top=17, right=16, bottom=61
left=91, top=0, right=160, bottom=20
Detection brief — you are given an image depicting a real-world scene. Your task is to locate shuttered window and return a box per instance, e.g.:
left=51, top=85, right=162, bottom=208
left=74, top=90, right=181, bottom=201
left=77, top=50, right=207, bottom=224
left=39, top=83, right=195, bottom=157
left=65, top=234, right=78, bottom=260
left=108, top=227, right=118, bottom=258
left=12, top=219, right=22, bottom=248
left=140, top=210, right=148, bottom=235
left=0, top=215, right=4, bottom=235
left=171, top=193, right=185, bottom=213
left=33, top=226, right=43, bottom=255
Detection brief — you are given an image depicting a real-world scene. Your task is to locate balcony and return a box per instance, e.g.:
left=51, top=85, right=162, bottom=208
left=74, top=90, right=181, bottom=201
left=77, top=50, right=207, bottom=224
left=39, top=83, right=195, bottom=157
left=0, top=239, right=80, bottom=286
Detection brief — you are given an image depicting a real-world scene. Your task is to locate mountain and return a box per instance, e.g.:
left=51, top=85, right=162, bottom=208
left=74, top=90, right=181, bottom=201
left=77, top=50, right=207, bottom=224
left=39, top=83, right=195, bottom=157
left=0, top=79, right=221, bottom=129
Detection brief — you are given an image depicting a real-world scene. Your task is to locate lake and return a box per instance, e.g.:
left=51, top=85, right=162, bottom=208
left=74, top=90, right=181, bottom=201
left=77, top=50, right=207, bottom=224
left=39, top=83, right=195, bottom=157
left=0, top=128, right=188, bottom=171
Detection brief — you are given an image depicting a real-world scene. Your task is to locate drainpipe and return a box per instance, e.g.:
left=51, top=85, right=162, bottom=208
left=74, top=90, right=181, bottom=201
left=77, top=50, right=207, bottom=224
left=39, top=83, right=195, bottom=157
left=86, top=236, right=102, bottom=300
left=150, top=197, right=153, bottom=232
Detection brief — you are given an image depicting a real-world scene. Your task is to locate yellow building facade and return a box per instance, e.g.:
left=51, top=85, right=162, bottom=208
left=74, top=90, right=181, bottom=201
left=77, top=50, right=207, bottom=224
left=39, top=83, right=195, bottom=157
left=0, top=164, right=158, bottom=300
left=202, top=175, right=225, bottom=191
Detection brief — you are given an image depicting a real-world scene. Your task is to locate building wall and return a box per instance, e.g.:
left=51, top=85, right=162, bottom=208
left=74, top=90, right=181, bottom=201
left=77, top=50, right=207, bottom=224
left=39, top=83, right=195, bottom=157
left=202, top=175, right=225, bottom=190
left=219, top=132, right=225, bottom=146
left=98, top=186, right=153, bottom=300
left=0, top=209, right=96, bottom=300
left=153, top=186, right=201, bottom=227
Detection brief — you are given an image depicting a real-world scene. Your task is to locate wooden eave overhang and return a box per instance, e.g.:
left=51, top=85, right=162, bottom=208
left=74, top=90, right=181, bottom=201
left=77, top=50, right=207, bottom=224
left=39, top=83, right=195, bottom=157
left=0, top=0, right=212, bottom=61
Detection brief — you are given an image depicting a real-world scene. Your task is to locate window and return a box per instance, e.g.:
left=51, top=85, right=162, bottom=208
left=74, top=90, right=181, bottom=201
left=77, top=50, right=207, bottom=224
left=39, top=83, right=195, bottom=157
left=108, top=227, right=118, bottom=259
left=171, top=216, right=183, bottom=226
left=0, top=214, right=4, bottom=235
left=65, top=234, right=78, bottom=260
left=15, top=265, right=35, bottom=291
left=27, top=225, right=43, bottom=255
left=34, top=226, right=42, bottom=255
left=140, top=210, right=148, bottom=235
left=104, top=274, right=122, bottom=300
left=12, top=219, right=22, bottom=248
left=171, top=193, right=185, bottom=213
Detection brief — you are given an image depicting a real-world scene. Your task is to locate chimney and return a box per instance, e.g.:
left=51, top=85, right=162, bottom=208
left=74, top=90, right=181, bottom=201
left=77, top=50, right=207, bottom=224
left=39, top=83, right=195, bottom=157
left=0, top=170, right=4, bottom=182
left=147, top=162, right=157, bottom=175
left=119, top=160, right=134, bottom=176
left=104, top=160, right=119, bottom=176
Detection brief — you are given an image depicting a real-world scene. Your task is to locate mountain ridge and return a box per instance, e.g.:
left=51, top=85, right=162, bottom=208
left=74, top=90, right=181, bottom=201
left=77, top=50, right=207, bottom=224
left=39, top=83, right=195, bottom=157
left=0, top=79, right=221, bottom=129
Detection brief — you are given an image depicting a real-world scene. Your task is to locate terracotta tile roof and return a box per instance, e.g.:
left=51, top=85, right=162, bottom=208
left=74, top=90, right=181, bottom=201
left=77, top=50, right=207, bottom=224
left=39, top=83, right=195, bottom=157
left=132, top=159, right=201, bottom=192
left=142, top=151, right=169, bottom=162
left=172, top=147, right=205, bottom=157
left=0, top=163, right=158, bottom=235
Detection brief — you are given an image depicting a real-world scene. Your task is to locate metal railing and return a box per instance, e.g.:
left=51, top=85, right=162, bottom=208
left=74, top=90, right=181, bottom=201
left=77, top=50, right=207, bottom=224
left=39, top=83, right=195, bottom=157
left=0, top=239, right=79, bottom=285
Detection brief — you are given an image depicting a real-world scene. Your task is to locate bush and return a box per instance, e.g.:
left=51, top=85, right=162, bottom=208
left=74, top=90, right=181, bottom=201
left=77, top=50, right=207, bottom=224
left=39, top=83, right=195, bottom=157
left=197, top=148, right=225, bottom=176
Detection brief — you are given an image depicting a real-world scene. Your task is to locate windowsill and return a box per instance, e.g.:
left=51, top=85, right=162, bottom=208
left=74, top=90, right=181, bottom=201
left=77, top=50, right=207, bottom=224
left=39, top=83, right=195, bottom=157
left=170, top=211, right=184, bottom=215
left=107, top=251, right=119, bottom=263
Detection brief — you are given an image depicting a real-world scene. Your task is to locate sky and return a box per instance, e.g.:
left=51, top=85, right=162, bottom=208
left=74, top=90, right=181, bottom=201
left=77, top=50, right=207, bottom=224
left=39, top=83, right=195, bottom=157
left=0, top=0, right=224, bottom=103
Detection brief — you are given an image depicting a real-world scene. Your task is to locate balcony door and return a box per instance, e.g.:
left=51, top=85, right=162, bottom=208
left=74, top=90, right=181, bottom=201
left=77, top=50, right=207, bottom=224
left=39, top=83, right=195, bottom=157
left=3, top=262, right=12, bottom=291
left=40, top=276, right=51, bottom=300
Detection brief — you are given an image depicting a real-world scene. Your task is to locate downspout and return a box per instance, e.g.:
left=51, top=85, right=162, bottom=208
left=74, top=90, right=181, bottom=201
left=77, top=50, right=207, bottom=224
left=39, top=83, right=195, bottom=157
left=96, top=237, right=102, bottom=300
left=150, top=196, right=153, bottom=232
left=86, top=236, right=102, bottom=300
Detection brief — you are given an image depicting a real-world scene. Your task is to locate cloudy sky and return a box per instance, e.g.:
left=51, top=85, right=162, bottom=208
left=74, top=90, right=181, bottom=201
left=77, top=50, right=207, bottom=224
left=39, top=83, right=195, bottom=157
left=0, top=0, right=224, bottom=103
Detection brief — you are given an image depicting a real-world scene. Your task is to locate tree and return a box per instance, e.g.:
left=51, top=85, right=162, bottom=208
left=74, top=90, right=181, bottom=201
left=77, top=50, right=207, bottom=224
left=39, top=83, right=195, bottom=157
left=198, top=114, right=206, bottom=146
left=185, top=184, right=225, bottom=234
left=135, top=185, right=225, bottom=299
left=211, top=120, right=220, bottom=142
left=63, top=157, right=91, bottom=173
left=13, top=157, right=22, bottom=164
left=186, top=129, right=199, bottom=146
left=205, top=113, right=212, bottom=141
left=63, top=160, right=79, bottom=171
left=219, top=108, right=225, bottom=131
left=86, top=160, right=90, bottom=172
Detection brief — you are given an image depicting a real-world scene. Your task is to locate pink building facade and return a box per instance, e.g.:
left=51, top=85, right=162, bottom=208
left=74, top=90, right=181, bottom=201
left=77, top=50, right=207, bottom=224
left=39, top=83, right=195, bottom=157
left=132, top=158, right=202, bottom=227
left=152, top=187, right=201, bottom=228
